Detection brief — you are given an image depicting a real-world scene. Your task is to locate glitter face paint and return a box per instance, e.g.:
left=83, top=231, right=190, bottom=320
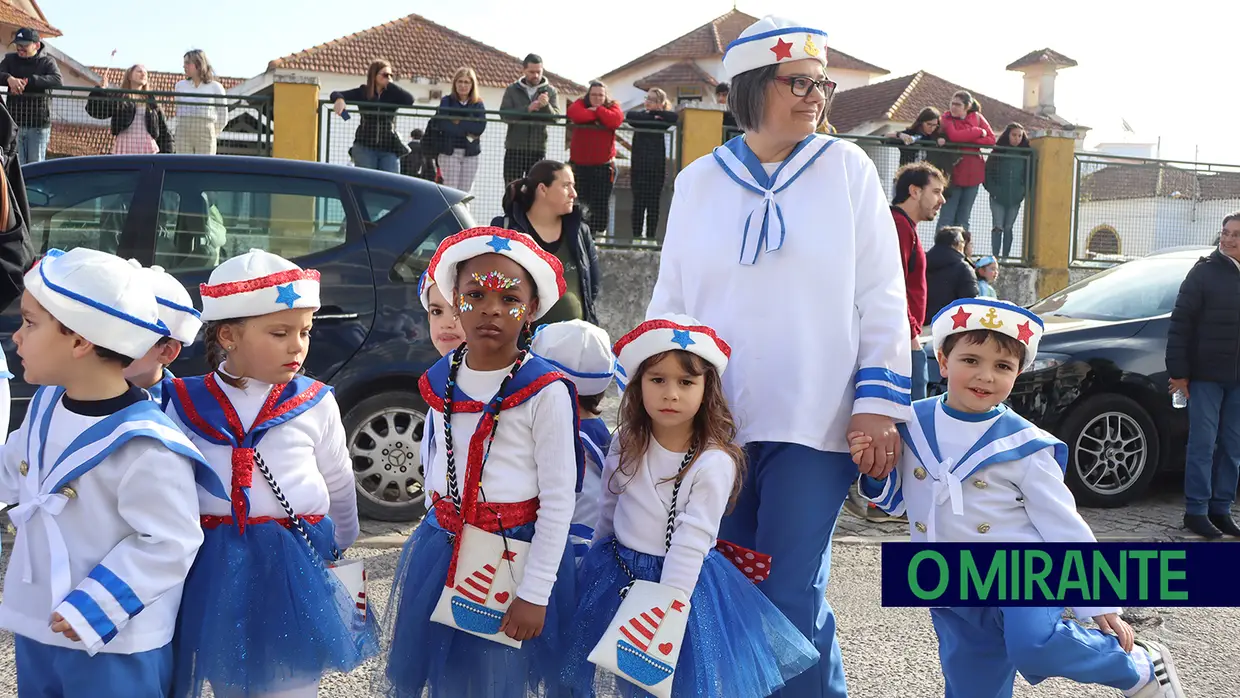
left=509, top=304, right=527, bottom=321
left=458, top=297, right=473, bottom=314
left=472, top=271, right=521, bottom=292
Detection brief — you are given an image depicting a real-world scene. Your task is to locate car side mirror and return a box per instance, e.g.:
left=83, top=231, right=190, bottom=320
left=26, top=190, right=49, bottom=207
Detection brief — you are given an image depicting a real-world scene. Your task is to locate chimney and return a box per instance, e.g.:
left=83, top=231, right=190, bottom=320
left=1006, top=49, right=1078, bottom=117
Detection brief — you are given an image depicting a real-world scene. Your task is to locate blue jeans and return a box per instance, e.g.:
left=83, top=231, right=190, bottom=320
left=17, top=126, right=50, bottom=165
left=351, top=143, right=400, bottom=173
left=16, top=636, right=173, bottom=697
left=988, top=197, right=1022, bottom=258
left=937, top=184, right=980, bottom=232
left=910, top=345, right=928, bottom=401
left=719, top=443, right=855, bottom=698
left=1185, top=381, right=1240, bottom=515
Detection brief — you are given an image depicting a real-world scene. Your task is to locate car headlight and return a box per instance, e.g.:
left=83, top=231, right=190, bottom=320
left=1027, top=353, right=1070, bottom=373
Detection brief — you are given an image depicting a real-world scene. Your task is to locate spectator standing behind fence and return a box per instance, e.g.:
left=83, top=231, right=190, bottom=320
left=86, top=65, right=173, bottom=155
left=625, top=88, right=677, bottom=239
left=0, top=28, right=61, bottom=164
left=500, top=54, right=559, bottom=184
left=984, top=122, right=1030, bottom=258
left=887, top=106, right=957, bottom=175
left=432, top=66, right=485, bottom=194
left=331, top=60, right=413, bottom=173
left=1166, top=212, right=1240, bottom=540
left=937, top=90, right=995, bottom=232
left=492, top=159, right=601, bottom=326
left=567, top=81, right=623, bottom=236
left=174, top=50, right=227, bottom=155
left=924, top=226, right=979, bottom=324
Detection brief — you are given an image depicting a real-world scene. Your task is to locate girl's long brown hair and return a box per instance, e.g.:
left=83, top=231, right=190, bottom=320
left=365, top=59, right=393, bottom=101
left=610, top=350, right=747, bottom=508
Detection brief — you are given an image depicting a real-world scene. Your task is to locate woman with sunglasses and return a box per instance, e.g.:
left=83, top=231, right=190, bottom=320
left=331, top=59, right=415, bottom=173
left=646, top=16, right=911, bottom=698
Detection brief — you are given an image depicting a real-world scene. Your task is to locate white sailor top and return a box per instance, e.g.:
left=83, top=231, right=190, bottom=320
left=648, top=134, right=912, bottom=453
left=594, top=440, right=737, bottom=596
left=0, top=386, right=220, bottom=656
left=861, top=397, right=1119, bottom=618
left=0, top=348, right=11, bottom=440
left=419, top=353, right=583, bottom=606
left=165, top=373, right=360, bottom=550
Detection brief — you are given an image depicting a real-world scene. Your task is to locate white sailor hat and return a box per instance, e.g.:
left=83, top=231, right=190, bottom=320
left=931, top=298, right=1045, bottom=371
left=25, top=248, right=169, bottom=360
left=613, top=314, right=732, bottom=380
left=722, top=15, right=828, bottom=80
left=429, top=226, right=565, bottom=321
left=531, top=320, right=616, bottom=396
left=130, top=260, right=202, bottom=345
left=200, top=249, right=321, bottom=322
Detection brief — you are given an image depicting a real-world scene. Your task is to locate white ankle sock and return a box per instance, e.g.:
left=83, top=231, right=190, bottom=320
left=1123, top=646, right=1154, bottom=696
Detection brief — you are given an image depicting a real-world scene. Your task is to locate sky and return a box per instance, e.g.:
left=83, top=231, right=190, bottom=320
left=38, top=0, right=1240, bottom=165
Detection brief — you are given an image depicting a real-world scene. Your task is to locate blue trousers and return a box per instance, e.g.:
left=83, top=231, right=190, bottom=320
left=718, top=443, right=856, bottom=698
left=15, top=636, right=172, bottom=698
left=936, top=185, right=980, bottom=232
left=17, top=127, right=50, bottom=165
left=1185, top=380, right=1240, bottom=515
left=351, top=143, right=400, bottom=173
left=930, top=607, right=1142, bottom=698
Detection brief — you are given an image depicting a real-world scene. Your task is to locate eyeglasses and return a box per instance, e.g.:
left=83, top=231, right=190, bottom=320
left=379, top=72, right=393, bottom=78
left=773, top=75, right=837, bottom=99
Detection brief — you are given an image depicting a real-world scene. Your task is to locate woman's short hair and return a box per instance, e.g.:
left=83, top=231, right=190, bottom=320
left=729, top=65, right=829, bottom=133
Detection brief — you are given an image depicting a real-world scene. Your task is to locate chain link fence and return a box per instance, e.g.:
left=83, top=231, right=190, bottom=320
left=318, top=103, right=678, bottom=246
left=1073, top=153, right=1240, bottom=263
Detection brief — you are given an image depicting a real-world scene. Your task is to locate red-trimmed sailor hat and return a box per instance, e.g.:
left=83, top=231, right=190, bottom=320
left=613, top=314, right=732, bottom=379
left=199, top=249, right=321, bottom=322
left=428, top=226, right=565, bottom=321
left=931, top=298, right=1044, bottom=371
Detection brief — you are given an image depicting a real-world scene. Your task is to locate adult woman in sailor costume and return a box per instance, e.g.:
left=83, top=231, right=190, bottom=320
left=646, top=15, right=912, bottom=698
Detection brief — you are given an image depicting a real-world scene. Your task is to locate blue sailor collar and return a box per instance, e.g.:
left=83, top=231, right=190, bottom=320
left=712, top=132, right=838, bottom=265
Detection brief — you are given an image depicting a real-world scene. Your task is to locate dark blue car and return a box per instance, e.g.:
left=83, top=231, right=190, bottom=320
left=10, top=155, right=474, bottom=520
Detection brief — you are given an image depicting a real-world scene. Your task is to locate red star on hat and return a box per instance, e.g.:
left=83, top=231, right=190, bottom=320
left=951, top=307, right=972, bottom=329
left=770, top=38, right=793, bottom=61
left=1017, top=321, right=1035, bottom=344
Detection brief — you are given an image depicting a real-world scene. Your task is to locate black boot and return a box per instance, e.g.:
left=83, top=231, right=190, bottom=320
left=1184, top=514, right=1223, bottom=539
left=1208, top=513, right=1240, bottom=538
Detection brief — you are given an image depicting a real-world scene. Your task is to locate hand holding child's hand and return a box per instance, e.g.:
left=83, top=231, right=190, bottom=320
left=49, top=612, right=81, bottom=642
left=1094, top=613, right=1134, bottom=653
left=500, top=597, right=546, bottom=641
left=847, top=431, right=874, bottom=467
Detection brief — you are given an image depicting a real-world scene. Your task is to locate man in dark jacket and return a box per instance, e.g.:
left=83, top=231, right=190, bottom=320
left=499, top=54, right=559, bottom=185
left=1166, top=211, right=1240, bottom=539
left=923, top=226, right=978, bottom=324
left=0, top=28, right=62, bottom=164
left=0, top=99, right=36, bottom=312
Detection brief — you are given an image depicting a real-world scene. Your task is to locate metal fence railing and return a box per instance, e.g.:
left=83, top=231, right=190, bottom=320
left=2, top=85, right=273, bottom=159
left=1072, top=152, right=1240, bottom=264
left=319, top=102, right=679, bottom=246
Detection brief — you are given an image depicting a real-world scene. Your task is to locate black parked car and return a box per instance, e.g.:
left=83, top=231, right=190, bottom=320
left=929, top=247, right=1207, bottom=507
left=10, top=155, right=473, bottom=521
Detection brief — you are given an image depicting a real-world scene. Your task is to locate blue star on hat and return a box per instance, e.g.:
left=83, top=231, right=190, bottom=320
left=671, top=329, right=696, bottom=349
left=275, top=283, right=301, bottom=309
left=487, top=235, right=512, bottom=252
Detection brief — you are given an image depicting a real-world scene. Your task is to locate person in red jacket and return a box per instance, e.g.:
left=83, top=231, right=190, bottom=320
left=937, top=90, right=995, bottom=233
left=567, top=80, right=623, bottom=235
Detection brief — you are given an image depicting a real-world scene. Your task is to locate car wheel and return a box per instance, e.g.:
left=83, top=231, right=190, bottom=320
left=344, top=391, right=429, bottom=522
left=1060, top=394, right=1160, bottom=508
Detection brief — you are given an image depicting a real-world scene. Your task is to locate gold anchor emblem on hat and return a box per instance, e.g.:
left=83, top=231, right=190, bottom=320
left=803, top=34, right=821, bottom=58
left=979, top=308, right=1004, bottom=330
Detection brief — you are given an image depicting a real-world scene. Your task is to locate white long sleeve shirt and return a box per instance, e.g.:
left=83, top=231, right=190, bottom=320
left=174, top=79, right=228, bottom=126
left=594, top=441, right=736, bottom=596
left=166, top=379, right=360, bottom=550
left=425, top=361, right=578, bottom=606
left=648, top=135, right=912, bottom=452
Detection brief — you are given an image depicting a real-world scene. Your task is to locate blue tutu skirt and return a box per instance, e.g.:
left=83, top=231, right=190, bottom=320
left=563, top=536, right=820, bottom=698
left=172, top=518, right=380, bottom=697
left=378, top=510, right=576, bottom=698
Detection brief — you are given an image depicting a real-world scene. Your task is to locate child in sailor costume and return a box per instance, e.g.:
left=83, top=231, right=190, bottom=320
left=381, top=227, right=583, bottom=698
left=0, top=247, right=220, bottom=698
left=124, top=262, right=203, bottom=410
left=647, top=15, right=911, bottom=698
left=530, top=319, right=617, bottom=563
left=563, top=315, right=819, bottom=698
left=166, top=249, right=377, bottom=698
left=852, top=298, right=1185, bottom=698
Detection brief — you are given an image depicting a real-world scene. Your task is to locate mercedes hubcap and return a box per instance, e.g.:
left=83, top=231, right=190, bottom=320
left=350, top=407, right=426, bottom=508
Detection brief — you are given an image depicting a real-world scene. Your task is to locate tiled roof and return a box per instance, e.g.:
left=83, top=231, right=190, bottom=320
left=0, top=1, right=60, bottom=38
left=633, top=60, right=718, bottom=91
left=600, top=10, right=887, bottom=82
left=1006, top=48, right=1078, bottom=71
left=267, top=13, right=586, bottom=94
left=89, top=66, right=246, bottom=94
left=829, top=70, right=1054, bottom=135
left=1079, top=163, right=1240, bottom=203
left=48, top=122, right=112, bottom=158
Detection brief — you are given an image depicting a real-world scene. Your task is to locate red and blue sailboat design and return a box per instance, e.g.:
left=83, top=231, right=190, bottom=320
left=616, top=599, right=686, bottom=687
left=450, top=550, right=516, bottom=635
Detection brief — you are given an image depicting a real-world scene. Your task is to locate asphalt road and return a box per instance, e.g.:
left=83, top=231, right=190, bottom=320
left=1, top=542, right=1233, bottom=697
